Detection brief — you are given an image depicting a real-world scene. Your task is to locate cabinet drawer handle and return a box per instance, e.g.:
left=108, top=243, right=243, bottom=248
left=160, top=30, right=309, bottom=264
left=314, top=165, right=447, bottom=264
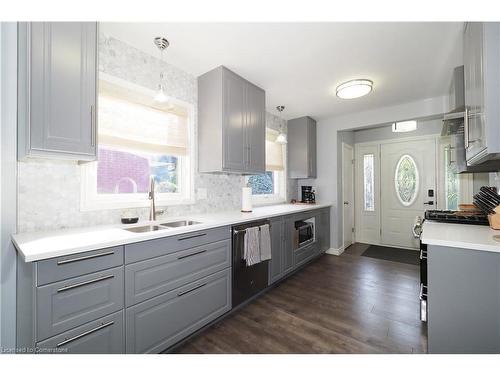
left=177, top=283, right=206, bottom=297
left=177, top=249, right=207, bottom=260
left=177, top=233, right=207, bottom=241
left=57, top=250, right=115, bottom=265
left=56, top=321, right=114, bottom=347
left=57, top=274, right=114, bottom=293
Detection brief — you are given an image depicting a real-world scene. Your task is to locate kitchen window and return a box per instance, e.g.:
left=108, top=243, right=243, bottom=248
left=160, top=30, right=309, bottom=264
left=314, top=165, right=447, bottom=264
left=81, top=75, right=194, bottom=210
left=246, top=128, right=286, bottom=205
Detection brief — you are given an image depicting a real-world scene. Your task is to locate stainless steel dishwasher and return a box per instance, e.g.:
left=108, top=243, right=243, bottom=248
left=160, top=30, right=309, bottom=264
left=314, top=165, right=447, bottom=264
left=232, top=219, right=270, bottom=308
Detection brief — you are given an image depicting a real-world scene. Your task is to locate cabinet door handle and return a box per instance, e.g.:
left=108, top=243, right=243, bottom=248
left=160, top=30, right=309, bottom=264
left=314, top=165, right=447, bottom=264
left=56, top=321, right=114, bottom=347
left=464, top=107, right=470, bottom=149
left=57, top=250, right=115, bottom=265
left=57, top=274, right=114, bottom=293
left=177, top=283, right=206, bottom=297
left=90, top=105, right=96, bottom=147
left=177, top=249, right=207, bottom=260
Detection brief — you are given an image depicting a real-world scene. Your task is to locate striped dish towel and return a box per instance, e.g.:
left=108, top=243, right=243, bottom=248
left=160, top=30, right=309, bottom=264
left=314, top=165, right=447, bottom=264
left=244, top=226, right=261, bottom=266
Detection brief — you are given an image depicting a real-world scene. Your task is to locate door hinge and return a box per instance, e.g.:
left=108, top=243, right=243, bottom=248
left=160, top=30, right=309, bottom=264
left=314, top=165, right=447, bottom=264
left=352, top=227, right=355, bottom=233
left=351, top=159, right=355, bottom=165
left=380, top=228, right=382, bottom=235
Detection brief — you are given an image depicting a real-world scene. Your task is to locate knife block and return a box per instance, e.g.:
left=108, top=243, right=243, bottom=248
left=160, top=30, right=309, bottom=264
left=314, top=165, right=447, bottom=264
left=488, top=206, right=500, bottom=230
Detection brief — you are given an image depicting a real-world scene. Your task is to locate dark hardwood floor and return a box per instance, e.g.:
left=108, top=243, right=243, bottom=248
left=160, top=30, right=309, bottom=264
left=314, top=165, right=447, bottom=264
left=172, top=243, right=427, bottom=354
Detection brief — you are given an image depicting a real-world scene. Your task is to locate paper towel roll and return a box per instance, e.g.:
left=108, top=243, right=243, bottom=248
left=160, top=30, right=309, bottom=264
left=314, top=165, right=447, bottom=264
left=241, top=187, right=253, bottom=212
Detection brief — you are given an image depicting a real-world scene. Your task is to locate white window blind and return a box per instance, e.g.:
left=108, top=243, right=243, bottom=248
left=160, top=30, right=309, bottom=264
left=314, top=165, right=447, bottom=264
left=98, top=80, right=189, bottom=156
left=265, top=129, right=284, bottom=171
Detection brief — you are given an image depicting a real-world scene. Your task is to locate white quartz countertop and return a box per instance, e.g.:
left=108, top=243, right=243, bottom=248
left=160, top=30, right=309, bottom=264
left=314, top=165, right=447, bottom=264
left=422, top=221, right=500, bottom=253
left=12, top=203, right=331, bottom=262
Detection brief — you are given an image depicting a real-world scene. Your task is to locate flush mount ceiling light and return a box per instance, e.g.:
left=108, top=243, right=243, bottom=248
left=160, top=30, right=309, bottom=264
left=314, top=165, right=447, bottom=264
left=275, top=105, right=287, bottom=144
left=154, top=37, right=170, bottom=103
left=336, top=79, right=373, bottom=99
left=392, top=120, right=417, bottom=133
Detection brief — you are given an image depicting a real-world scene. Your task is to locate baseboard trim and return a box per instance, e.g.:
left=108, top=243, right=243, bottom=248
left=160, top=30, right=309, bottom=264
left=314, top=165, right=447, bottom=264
left=326, top=246, right=345, bottom=256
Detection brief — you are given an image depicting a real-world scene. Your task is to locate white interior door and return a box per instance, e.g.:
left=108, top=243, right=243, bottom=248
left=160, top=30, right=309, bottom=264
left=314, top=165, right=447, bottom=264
left=342, top=143, right=354, bottom=248
left=380, top=138, right=436, bottom=249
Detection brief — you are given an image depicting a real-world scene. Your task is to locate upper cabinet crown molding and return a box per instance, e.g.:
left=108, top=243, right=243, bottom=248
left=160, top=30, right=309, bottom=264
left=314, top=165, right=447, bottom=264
left=17, top=22, right=98, bottom=162
left=288, top=116, right=317, bottom=179
left=198, top=66, right=266, bottom=174
left=463, top=22, right=500, bottom=166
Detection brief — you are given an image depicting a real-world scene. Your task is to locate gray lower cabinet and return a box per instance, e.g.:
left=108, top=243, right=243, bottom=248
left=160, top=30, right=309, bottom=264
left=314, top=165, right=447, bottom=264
left=268, top=217, right=284, bottom=285
left=317, top=207, right=331, bottom=252
left=36, top=266, right=124, bottom=341
left=36, top=311, right=124, bottom=354
left=427, top=245, right=500, bottom=353
left=283, top=218, right=295, bottom=275
left=198, top=65, right=266, bottom=174
left=295, top=243, right=317, bottom=268
left=125, top=268, right=231, bottom=354
left=125, top=239, right=231, bottom=306
left=36, top=246, right=124, bottom=286
left=288, top=116, right=317, bottom=178
left=18, top=22, right=98, bottom=161
left=125, top=226, right=230, bottom=264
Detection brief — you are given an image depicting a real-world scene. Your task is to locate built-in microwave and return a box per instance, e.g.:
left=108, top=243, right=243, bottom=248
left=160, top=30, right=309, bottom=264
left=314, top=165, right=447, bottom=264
left=294, top=220, right=314, bottom=248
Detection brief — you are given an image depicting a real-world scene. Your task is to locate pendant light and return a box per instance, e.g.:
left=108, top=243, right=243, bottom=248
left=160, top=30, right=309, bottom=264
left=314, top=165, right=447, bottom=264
left=275, top=105, right=287, bottom=144
left=154, top=37, right=170, bottom=103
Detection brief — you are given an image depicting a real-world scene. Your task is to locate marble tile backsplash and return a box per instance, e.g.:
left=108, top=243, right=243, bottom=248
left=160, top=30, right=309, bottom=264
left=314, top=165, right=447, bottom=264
left=17, top=33, right=295, bottom=233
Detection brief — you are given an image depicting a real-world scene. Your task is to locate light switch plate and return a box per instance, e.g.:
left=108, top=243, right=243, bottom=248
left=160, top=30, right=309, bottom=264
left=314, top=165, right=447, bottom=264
left=197, top=188, right=208, bottom=200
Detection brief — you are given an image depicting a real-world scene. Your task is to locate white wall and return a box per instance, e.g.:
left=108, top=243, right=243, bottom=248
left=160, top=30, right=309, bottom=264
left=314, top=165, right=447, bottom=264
left=312, top=95, right=448, bottom=251
left=0, top=22, right=18, bottom=351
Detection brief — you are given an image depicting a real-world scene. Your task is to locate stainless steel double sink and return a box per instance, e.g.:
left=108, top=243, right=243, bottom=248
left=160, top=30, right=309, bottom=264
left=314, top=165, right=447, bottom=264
left=123, top=220, right=202, bottom=233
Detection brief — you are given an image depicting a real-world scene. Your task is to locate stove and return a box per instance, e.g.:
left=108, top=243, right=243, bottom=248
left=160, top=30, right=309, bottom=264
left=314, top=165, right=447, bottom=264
left=416, top=209, right=489, bottom=323
left=424, top=210, right=489, bottom=226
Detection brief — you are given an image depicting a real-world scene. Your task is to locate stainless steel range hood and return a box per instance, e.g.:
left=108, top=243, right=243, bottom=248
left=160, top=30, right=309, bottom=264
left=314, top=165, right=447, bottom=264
left=441, top=66, right=465, bottom=136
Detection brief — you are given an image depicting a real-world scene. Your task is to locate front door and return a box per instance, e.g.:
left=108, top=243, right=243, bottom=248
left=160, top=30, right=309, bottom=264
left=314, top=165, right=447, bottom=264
left=380, top=139, right=436, bottom=249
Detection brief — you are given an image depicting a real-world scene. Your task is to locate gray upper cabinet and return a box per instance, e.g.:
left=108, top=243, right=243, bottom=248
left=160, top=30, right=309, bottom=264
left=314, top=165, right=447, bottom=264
left=245, top=81, right=266, bottom=173
left=18, top=22, right=98, bottom=161
left=288, top=116, right=317, bottom=178
left=198, top=66, right=266, bottom=174
left=463, top=22, right=500, bottom=166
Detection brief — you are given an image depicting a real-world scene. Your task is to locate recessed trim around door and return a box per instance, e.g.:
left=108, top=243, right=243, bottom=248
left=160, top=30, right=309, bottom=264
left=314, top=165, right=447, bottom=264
left=342, top=142, right=354, bottom=250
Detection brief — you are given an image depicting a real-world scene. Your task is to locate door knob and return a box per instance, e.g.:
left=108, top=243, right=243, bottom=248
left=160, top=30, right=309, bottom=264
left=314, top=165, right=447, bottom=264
left=343, top=201, right=349, bottom=205
left=423, top=201, right=434, bottom=206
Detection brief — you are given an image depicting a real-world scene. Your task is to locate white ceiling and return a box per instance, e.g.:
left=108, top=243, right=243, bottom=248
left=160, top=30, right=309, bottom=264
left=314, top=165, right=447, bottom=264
left=101, top=22, right=464, bottom=120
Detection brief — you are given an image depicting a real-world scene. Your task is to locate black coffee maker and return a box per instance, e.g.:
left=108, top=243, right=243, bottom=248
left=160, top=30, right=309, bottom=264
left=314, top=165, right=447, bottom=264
left=301, top=186, right=316, bottom=204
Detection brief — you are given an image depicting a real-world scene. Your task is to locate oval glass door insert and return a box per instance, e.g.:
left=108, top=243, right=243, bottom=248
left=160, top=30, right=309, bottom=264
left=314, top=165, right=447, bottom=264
left=394, top=154, right=419, bottom=206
